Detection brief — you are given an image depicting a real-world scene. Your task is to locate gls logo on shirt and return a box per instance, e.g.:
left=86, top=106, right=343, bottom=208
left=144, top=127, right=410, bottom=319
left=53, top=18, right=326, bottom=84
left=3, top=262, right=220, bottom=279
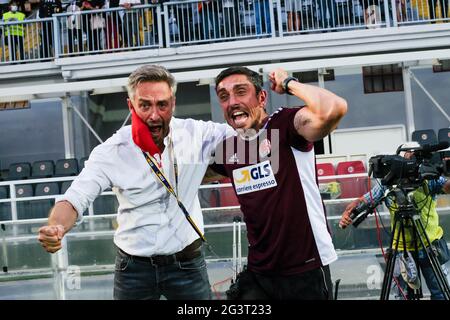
left=232, top=160, right=277, bottom=195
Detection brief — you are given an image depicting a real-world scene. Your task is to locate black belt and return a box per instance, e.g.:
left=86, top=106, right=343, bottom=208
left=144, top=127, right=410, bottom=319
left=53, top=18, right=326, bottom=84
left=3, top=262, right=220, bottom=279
left=119, top=239, right=202, bottom=266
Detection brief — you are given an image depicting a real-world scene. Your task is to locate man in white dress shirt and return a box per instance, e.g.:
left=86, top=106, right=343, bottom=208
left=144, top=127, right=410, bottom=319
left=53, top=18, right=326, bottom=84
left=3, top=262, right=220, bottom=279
left=37, top=65, right=233, bottom=300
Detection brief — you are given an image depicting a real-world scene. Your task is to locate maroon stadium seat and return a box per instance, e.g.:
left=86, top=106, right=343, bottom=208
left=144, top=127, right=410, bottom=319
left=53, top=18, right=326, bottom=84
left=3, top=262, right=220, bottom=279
left=210, top=177, right=239, bottom=207
left=336, top=160, right=367, bottom=199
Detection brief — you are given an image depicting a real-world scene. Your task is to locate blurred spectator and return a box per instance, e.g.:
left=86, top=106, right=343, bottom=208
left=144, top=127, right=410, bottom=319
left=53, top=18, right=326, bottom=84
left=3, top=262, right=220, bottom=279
left=222, top=0, right=240, bottom=37
left=37, top=0, right=62, bottom=58
left=172, top=0, right=200, bottom=42
left=0, top=0, right=9, bottom=17
left=201, top=0, right=221, bottom=40
left=359, top=0, right=382, bottom=28
left=318, top=0, right=337, bottom=29
left=428, top=0, right=448, bottom=22
left=17, top=0, right=32, bottom=15
left=254, top=0, right=271, bottom=35
left=395, top=0, right=406, bottom=22
left=285, top=0, right=301, bottom=31
left=66, top=0, right=83, bottom=53
left=119, top=0, right=142, bottom=47
left=104, top=0, right=120, bottom=49
left=88, top=0, right=105, bottom=51
left=80, top=0, right=92, bottom=51
left=2, top=0, right=25, bottom=61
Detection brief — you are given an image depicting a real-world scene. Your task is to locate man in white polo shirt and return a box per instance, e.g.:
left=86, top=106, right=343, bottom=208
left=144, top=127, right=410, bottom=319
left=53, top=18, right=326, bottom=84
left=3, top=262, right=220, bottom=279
left=38, top=64, right=233, bottom=300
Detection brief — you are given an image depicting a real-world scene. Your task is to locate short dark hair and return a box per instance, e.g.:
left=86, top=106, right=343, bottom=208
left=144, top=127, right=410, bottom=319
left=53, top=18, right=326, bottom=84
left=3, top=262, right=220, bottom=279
left=215, top=66, right=263, bottom=95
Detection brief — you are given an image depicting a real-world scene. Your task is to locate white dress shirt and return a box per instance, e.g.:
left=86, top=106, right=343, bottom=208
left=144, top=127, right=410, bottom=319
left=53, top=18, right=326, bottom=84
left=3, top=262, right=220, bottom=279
left=59, top=118, right=233, bottom=257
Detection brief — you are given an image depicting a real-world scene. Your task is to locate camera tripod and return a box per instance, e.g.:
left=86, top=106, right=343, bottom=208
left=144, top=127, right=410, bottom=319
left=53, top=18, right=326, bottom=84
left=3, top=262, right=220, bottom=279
left=380, top=189, right=450, bottom=300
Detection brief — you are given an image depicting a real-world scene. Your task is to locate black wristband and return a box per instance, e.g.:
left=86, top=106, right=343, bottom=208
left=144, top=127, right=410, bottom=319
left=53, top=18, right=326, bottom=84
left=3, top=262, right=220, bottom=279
left=282, top=76, right=298, bottom=95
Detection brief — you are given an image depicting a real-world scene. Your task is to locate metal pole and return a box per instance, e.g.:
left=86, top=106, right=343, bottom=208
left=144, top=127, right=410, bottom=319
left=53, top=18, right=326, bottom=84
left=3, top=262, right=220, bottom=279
left=52, top=236, right=69, bottom=300
left=276, top=0, right=284, bottom=37
left=318, top=68, right=332, bottom=154
left=61, top=96, right=75, bottom=158
left=120, top=111, right=131, bottom=129
left=268, top=0, right=276, bottom=38
left=402, top=64, right=415, bottom=140
left=70, top=102, right=104, bottom=144
left=9, top=184, right=18, bottom=237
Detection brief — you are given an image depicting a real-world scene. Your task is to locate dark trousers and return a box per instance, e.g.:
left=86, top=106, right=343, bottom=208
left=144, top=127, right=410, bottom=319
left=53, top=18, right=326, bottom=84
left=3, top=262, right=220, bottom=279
left=428, top=0, right=448, bottom=21
left=113, top=245, right=212, bottom=300
left=5, top=35, right=24, bottom=61
left=232, top=265, right=333, bottom=300
left=67, top=28, right=83, bottom=54
left=40, top=24, right=54, bottom=58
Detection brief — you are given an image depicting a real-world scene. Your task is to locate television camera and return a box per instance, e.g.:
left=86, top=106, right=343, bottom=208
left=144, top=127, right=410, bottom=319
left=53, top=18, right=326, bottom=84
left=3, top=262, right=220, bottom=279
left=349, top=141, right=449, bottom=224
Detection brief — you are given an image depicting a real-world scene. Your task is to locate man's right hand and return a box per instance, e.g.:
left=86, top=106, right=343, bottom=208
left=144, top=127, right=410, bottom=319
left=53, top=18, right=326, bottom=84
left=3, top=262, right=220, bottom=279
left=38, top=225, right=65, bottom=253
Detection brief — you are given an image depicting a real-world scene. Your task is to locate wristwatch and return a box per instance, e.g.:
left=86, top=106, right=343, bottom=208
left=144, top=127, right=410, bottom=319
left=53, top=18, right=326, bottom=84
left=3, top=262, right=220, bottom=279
left=282, top=76, right=298, bottom=95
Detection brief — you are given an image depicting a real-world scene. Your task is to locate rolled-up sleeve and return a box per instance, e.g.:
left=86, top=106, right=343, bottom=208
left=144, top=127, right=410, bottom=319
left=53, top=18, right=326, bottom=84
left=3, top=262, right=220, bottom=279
left=57, top=148, right=113, bottom=224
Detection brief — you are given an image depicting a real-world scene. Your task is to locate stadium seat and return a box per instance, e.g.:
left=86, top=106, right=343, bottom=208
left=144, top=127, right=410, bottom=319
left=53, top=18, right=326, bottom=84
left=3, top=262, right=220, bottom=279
left=316, top=163, right=338, bottom=199
left=15, top=184, right=33, bottom=198
left=209, top=178, right=239, bottom=207
left=32, top=160, right=55, bottom=178
left=33, top=182, right=60, bottom=219
left=35, top=182, right=60, bottom=196
left=79, top=157, right=89, bottom=171
left=60, top=181, right=72, bottom=194
left=336, top=161, right=367, bottom=199
left=15, top=184, right=33, bottom=220
left=93, top=194, right=119, bottom=215
left=412, top=129, right=438, bottom=146
left=55, top=159, right=79, bottom=177
left=438, top=128, right=450, bottom=144
left=316, top=163, right=335, bottom=178
left=0, top=186, right=11, bottom=221
left=7, top=163, right=31, bottom=181
left=0, top=186, right=8, bottom=199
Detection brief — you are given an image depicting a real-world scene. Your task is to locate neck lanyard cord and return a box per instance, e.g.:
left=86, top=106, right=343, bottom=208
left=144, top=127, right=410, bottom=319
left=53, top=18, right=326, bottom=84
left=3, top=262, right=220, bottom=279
left=142, top=151, right=206, bottom=242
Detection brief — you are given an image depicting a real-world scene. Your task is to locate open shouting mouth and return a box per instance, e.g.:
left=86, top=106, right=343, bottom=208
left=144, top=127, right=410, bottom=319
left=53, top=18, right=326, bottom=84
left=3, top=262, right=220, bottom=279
left=231, top=110, right=249, bottom=128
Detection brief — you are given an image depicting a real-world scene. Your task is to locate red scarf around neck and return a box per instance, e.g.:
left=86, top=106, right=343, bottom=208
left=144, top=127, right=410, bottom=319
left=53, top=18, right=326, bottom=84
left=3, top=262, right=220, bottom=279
left=131, top=108, right=161, bottom=160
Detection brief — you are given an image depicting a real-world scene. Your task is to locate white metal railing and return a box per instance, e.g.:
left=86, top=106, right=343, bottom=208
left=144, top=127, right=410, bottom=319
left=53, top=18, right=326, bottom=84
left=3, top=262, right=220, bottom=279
left=0, top=176, right=115, bottom=225
left=1, top=0, right=449, bottom=65
left=0, top=173, right=368, bottom=223
left=54, top=5, right=162, bottom=58
left=0, top=17, right=54, bottom=64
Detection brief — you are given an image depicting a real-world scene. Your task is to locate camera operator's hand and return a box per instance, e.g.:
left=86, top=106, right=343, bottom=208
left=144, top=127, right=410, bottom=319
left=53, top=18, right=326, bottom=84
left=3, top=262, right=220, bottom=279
left=339, top=198, right=361, bottom=229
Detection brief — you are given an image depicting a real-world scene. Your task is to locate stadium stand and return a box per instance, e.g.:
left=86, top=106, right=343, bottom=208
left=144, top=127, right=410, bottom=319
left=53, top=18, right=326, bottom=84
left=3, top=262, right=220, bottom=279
left=55, top=159, right=79, bottom=176
left=209, top=177, right=239, bottom=207
left=60, top=180, right=72, bottom=194
left=438, top=128, right=450, bottom=144
left=316, top=162, right=339, bottom=199
left=33, top=182, right=59, bottom=219
left=0, top=186, right=11, bottom=221
left=316, top=163, right=335, bottom=177
left=412, top=129, right=438, bottom=146
left=438, top=128, right=450, bottom=159
left=336, top=160, right=367, bottom=199
left=15, top=184, right=33, bottom=220
left=8, top=163, right=31, bottom=181
left=79, top=157, right=88, bottom=171
left=31, top=160, right=55, bottom=178
left=93, top=193, right=119, bottom=215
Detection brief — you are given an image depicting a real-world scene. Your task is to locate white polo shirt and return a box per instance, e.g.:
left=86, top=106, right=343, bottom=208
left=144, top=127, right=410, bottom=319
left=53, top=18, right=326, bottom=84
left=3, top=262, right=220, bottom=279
left=59, top=118, right=233, bottom=257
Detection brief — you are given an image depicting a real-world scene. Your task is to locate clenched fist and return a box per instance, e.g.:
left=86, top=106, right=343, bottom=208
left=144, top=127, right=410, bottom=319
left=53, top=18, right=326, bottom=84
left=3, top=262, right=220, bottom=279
left=38, top=225, right=65, bottom=253
left=268, top=68, right=289, bottom=94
